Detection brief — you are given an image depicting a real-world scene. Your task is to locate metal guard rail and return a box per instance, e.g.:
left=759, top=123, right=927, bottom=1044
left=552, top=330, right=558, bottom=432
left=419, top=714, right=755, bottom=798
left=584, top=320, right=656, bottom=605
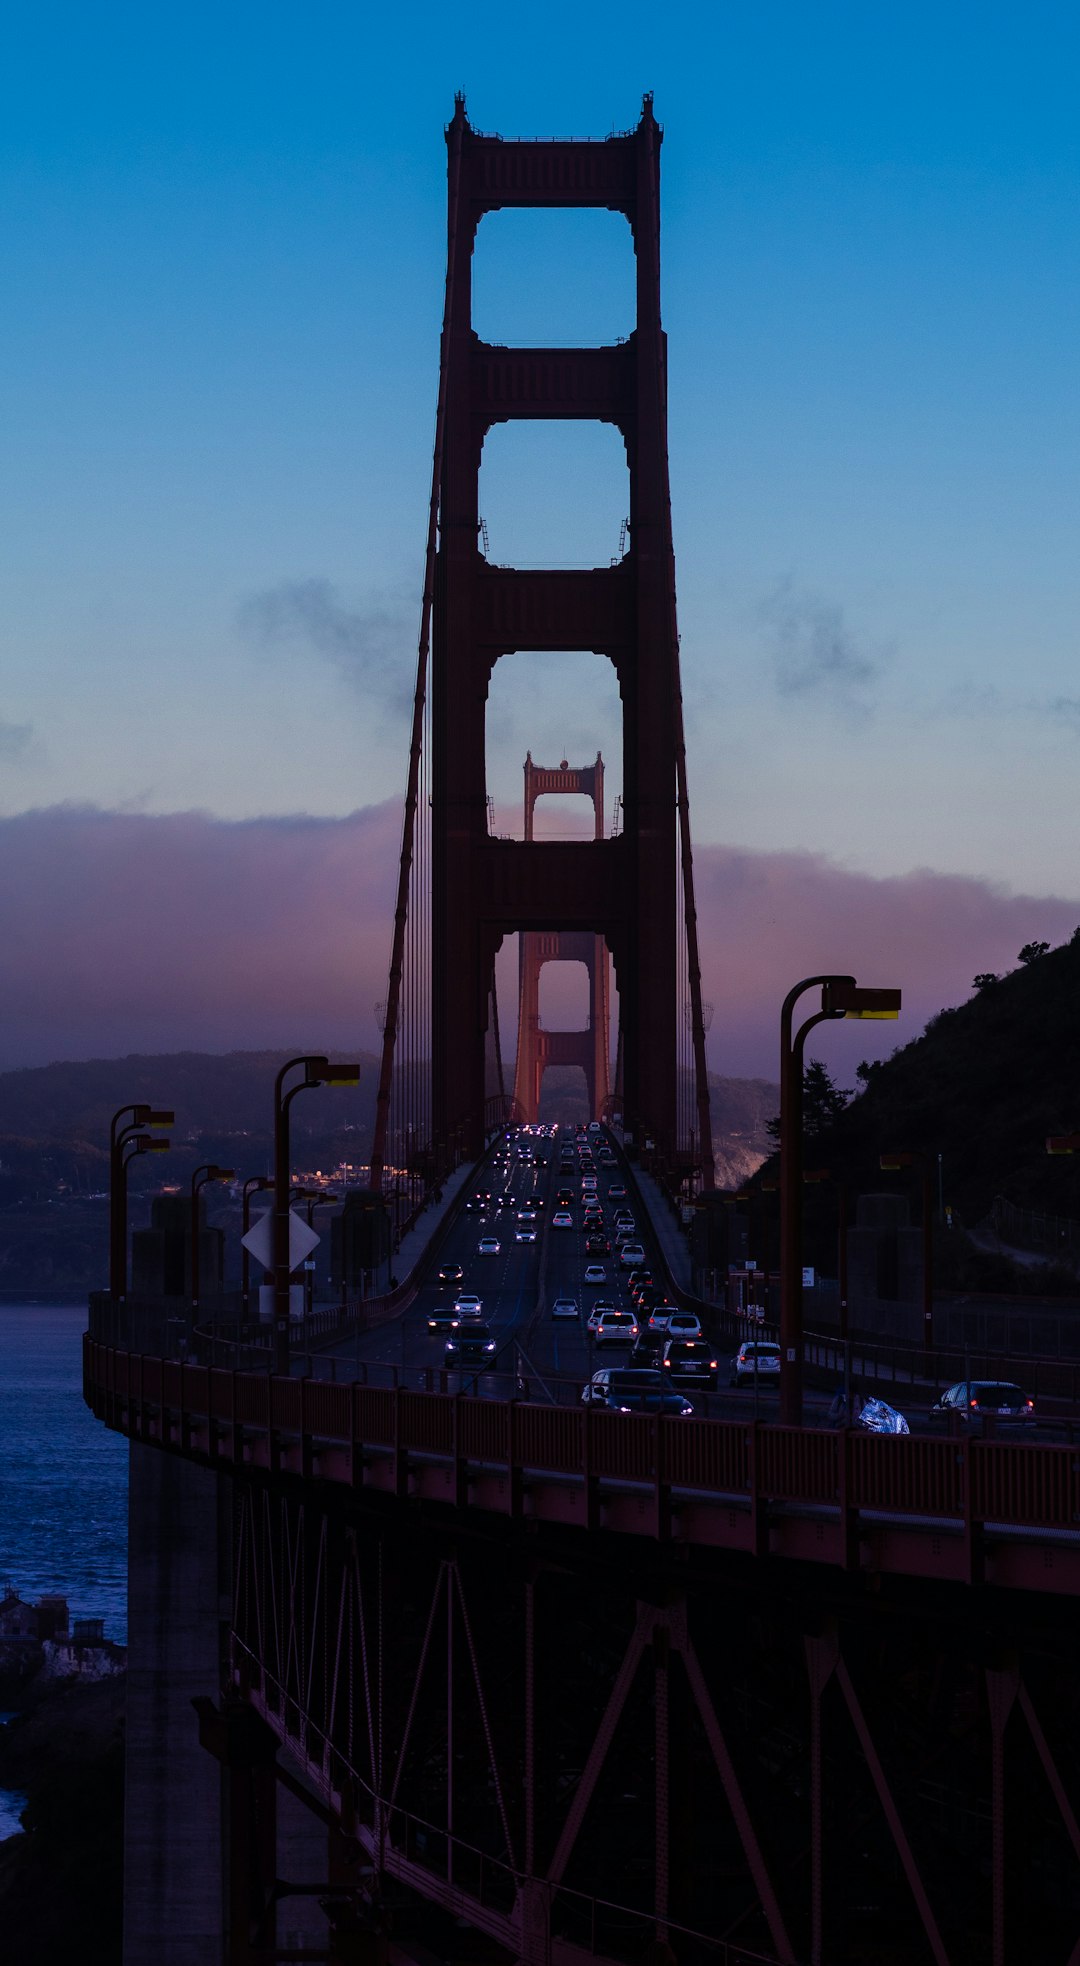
left=85, top=1336, right=1080, bottom=1593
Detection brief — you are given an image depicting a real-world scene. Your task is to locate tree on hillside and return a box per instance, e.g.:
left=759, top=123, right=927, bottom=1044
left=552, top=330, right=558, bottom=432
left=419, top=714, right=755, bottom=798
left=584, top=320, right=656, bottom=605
left=766, top=1058, right=852, bottom=1145
left=1018, top=941, right=1050, bottom=965
left=973, top=973, right=999, bottom=992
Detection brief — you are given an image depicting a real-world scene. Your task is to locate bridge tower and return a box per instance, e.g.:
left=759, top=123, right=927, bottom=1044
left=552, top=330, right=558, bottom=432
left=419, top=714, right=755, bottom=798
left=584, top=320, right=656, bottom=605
left=512, top=752, right=611, bottom=1123
left=430, top=93, right=713, bottom=1175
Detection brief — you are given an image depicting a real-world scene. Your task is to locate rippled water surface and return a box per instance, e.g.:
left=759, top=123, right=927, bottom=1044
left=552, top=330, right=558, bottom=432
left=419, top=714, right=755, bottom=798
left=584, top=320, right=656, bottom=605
left=0, top=1307, right=127, bottom=1642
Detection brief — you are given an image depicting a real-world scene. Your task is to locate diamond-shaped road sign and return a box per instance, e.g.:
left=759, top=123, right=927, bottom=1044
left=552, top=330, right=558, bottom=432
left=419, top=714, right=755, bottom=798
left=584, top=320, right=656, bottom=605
left=241, top=1206, right=320, bottom=1275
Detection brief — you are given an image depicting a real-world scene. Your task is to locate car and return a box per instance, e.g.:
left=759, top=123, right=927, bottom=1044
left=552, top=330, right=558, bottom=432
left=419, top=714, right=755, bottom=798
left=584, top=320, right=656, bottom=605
left=646, top=1303, right=682, bottom=1331
left=464, top=1193, right=489, bottom=1212
left=516, top=1208, right=537, bottom=1223
left=556, top=1189, right=575, bottom=1206
left=582, top=1366, right=664, bottom=1406
left=551, top=1296, right=579, bottom=1321
left=515, top=1225, right=537, bottom=1243
left=931, top=1381, right=1035, bottom=1425
left=454, top=1293, right=483, bottom=1320
left=611, top=1387, right=694, bottom=1415
left=608, top=1183, right=627, bottom=1199
left=585, top=1234, right=610, bottom=1256
left=620, top=1242, right=646, bottom=1267
left=586, top=1299, right=617, bottom=1333
left=529, top=1195, right=546, bottom=1209
left=437, top=1263, right=464, bottom=1286
left=496, top=1193, right=516, bottom=1210
left=552, top=1211, right=574, bottom=1229
left=581, top=1176, right=599, bottom=1193
left=629, top=1330, right=666, bottom=1367
left=582, top=1369, right=693, bottom=1416
left=595, top=1310, right=639, bottom=1345
left=729, top=1341, right=781, bottom=1387
left=445, top=1323, right=498, bottom=1363
left=583, top=1264, right=607, bottom=1285
left=664, top=1311, right=702, bottom=1339
left=477, top=1237, right=501, bottom=1256
left=661, top=1338, right=718, bottom=1386
left=426, top=1305, right=460, bottom=1332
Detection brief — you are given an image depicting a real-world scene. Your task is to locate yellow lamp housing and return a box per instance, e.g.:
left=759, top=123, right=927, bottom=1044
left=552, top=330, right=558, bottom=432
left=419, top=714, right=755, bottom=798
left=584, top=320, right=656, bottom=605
left=826, top=982, right=902, bottom=1020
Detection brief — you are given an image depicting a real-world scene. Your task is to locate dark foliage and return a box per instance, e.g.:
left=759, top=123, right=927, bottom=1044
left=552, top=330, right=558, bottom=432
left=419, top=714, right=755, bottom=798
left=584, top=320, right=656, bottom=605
left=770, top=934, right=1080, bottom=1231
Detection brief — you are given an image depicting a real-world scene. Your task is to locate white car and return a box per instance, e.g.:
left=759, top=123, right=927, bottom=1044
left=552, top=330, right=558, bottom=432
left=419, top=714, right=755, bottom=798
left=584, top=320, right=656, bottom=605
left=664, top=1311, right=702, bottom=1339
left=454, top=1293, right=483, bottom=1320
left=587, top=1299, right=617, bottom=1333
left=730, top=1341, right=781, bottom=1386
left=551, top=1296, right=579, bottom=1321
left=595, top=1309, right=639, bottom=1345
left=552, top=1211, right=573, bottom=1229
left=477, top=1237, right=501, bottom=1256
left=515, top=1225, right=537, bottom=1243
left=583, top=1264, right=607, bottom=1285
left=619, top=1242, right=645, bottom=1267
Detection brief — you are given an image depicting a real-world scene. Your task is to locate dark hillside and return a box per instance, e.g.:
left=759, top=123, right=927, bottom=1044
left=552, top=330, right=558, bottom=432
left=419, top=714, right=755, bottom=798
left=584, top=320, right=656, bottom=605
left=787, top=933, right=1080, bottom=1228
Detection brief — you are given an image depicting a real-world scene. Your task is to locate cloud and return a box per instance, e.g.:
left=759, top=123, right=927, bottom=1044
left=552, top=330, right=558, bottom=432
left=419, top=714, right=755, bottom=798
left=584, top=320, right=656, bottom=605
left=0, top=717, right=34, bottom=761
left=0, top=802, right=402, bottom=1070
left=1044, top=695, right=1080, bottom=732
left=237, top=578, right=414, bottom=719
left=1, top=804, right=1077, bottom=1085
left=693, top=842, right=1080, bottom=1077
left=760, top=578, right=882, bottom=710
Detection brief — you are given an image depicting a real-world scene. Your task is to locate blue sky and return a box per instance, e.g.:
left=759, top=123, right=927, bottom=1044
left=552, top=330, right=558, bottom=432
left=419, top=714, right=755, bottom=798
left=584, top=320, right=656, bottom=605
left=2, top=3, right=1079, bottom=1072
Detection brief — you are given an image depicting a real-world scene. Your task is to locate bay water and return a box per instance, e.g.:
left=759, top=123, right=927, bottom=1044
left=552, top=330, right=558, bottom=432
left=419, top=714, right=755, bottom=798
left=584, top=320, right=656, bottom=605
left=0, top=1305, right=127, bottom=1644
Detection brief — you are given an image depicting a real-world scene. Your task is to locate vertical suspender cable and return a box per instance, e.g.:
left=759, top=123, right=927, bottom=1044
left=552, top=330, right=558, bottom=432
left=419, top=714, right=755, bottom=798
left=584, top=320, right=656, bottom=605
left=371, top=113, right=464, bottom=1193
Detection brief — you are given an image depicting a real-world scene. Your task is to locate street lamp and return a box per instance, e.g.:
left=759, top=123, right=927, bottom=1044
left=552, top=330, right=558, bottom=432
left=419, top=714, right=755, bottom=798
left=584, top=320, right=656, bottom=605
left=190, top=1164, right=236, bottom=1311
left=293, top=1189, right=339, bottom=1318
left=109, top=1104, right=173, bottom=1298
left=242, top=1176, right=274, bottom=1319
left=779, top=977, right=901, bottom=1426
left=273, top=1057, right=361, bottom=1374
left=879, top=1152, right=934, bottom=1355
left=803, top=1170, right=850, bottom=1342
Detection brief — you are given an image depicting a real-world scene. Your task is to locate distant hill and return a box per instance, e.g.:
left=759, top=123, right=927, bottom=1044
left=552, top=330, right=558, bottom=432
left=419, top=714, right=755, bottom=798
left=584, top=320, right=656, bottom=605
left=0, top=1049, right=379, bottom=1208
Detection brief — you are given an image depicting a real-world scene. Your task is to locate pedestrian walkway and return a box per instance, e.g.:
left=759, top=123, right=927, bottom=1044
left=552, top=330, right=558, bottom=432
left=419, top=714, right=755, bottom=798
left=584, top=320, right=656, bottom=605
left=391, top=1159, right=475, bottom=1287
left=627, top=1162, right=693, bottom=1293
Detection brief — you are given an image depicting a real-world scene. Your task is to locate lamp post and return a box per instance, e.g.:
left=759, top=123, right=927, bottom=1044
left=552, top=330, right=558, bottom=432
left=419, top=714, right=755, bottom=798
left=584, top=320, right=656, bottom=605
left=190, top=1164, right=236, bottom=1311
left=109, top=1104, right=173, bottom=1298
left=295, top=1190, right=339, bottom=1319
left=242, top=1176, right=274, bottom=1320
left=803, top=1170, right=850, bottom=1342
left=113, top=1132, right=172, bottom=1298
left=273, top=1057, right=360, bottom=1375
left=880, top=1152, right=934, bottom=1356
left=779, top=977, right=901, bottom=1426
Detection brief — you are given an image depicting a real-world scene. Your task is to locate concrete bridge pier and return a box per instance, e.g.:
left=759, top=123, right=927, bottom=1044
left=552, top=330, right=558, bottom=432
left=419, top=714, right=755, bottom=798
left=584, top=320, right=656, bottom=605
left=124, top=1443, right=227, bottom=1964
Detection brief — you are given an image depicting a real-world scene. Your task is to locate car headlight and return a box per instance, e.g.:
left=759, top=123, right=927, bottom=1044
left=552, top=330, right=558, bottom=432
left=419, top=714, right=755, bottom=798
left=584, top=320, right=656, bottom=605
left=484, top=1342, right=496, bottom=1352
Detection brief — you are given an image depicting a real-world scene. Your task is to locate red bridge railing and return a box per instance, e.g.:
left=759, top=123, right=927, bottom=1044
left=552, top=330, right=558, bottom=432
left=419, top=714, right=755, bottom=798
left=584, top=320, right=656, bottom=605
left=84, top=1336, right=1080, bottom=1595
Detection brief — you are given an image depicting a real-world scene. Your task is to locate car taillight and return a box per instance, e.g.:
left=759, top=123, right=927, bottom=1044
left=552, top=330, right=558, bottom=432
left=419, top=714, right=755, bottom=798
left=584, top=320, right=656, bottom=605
left=1026, top=1399, right=1034, bottom=1409
left=710, top=1360, right=717, bottom=1369
left=970, top=1399, right=978, bottom=1409
left=662, top=1358, right=670, bottom=1368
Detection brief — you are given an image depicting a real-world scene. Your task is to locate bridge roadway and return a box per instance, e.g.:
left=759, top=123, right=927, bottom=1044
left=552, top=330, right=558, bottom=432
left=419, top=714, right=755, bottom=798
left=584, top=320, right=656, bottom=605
left=87, top=1126, right=1080, bottom=1966
left=323, top=1127, right=1068, bottom=1440
left=85, top=1124, right=1080, bottom=1602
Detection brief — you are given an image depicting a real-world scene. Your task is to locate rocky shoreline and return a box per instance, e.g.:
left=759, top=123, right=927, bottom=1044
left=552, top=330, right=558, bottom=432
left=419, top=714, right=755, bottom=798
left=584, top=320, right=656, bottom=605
left=0, top=1667, right=125, bottom=1963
